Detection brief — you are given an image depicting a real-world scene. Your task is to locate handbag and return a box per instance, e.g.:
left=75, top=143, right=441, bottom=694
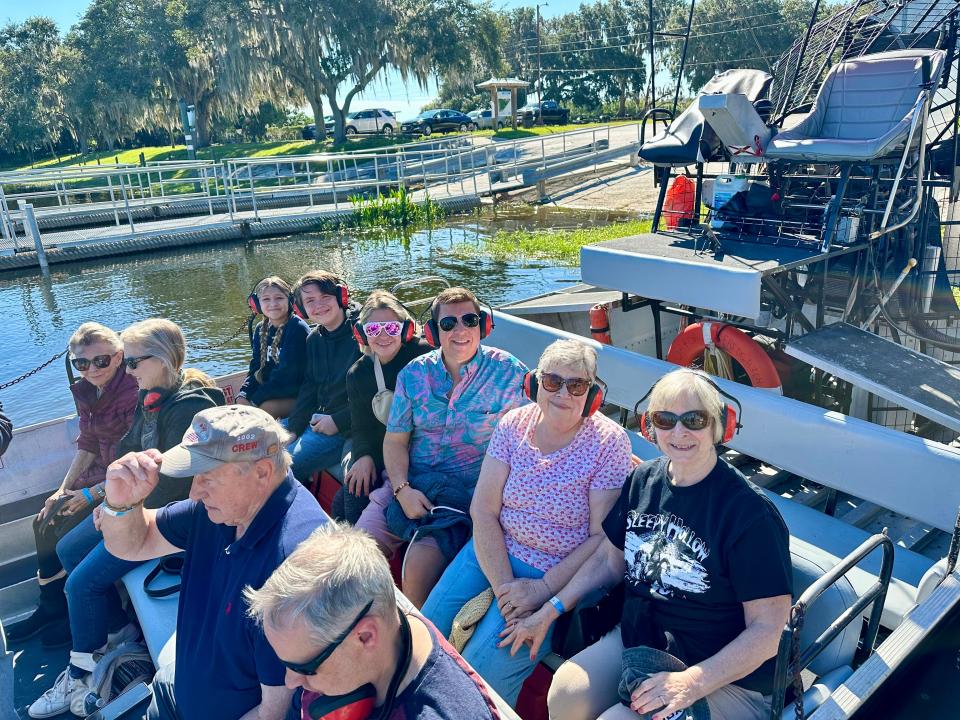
left=371, top=356, right=394, bottom=426
left=142, top=554, right=184, bottom=598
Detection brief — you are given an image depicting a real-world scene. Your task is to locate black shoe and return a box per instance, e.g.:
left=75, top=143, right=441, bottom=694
left=40, top=617, right=72, bottom=648
left=6, top=576, right=67, bottom=644
left=6, top=604, right=59, bottom=643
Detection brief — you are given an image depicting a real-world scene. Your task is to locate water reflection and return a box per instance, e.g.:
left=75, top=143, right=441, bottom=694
left=2, top=206, right=630, bottom=426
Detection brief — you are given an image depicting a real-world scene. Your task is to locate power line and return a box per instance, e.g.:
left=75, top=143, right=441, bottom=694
left=507, top=20, right=793, bottom=59
left=512, top=9, right=788, bottom=50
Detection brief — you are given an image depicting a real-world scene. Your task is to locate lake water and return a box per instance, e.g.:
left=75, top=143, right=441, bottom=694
left=1, top=205, right=631, bottom=427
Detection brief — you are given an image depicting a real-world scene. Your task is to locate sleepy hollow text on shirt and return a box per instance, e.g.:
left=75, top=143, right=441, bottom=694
left=624, top=511, right=712, bottom=598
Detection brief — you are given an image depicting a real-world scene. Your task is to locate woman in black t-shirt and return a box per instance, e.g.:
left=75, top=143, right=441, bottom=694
left=500, top=368, right=793, bottom=720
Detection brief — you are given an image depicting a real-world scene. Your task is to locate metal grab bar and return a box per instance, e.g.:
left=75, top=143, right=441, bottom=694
left=769, top=532, right=895, bottom=718
left=640, top=108, right=675, bottom=145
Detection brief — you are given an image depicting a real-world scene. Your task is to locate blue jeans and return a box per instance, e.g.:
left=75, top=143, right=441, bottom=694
left=57, top=514, right=143, bottom=654
left=421, top=538, right=554, bottom=707
left=288, top=429, right=345, bottom=484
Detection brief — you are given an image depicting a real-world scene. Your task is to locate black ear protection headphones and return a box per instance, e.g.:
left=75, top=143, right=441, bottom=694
left=247, top=279, right=295, bottom=317
left=634, top=370, right=742, bottom=444
left=293, top=278, right=350, bottom=320
left=421, top=297, right=494, bottom=348
left=523, top=370, right=607, bottom=417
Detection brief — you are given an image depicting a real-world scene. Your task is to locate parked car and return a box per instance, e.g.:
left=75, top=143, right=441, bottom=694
left=516, top=100, right=570, bottom=125
left=302, top=116, right=335, bottom=139
left=344, top=108, right=397, bottom=136
left=467, top=109, right=505, bottom=130
left=401, top=109, right=476, bottom=136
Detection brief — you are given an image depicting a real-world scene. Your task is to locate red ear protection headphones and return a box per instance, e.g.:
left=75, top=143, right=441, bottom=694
left=634, top=372, right=742, bottom=445
left=523, top=371, right=606, bottom=418
left=305, top=611, right=412, bottom=720
left=294, top=279, right=350, bottom=320
left=421, top=299, right=494, bottom=348
left=248, top=280, right=295, bottom=317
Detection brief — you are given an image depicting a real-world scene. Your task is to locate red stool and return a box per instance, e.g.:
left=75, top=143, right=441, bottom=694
left=515, top=663, right=553, bottom=720
left=308, top=469, right=341, bottom=515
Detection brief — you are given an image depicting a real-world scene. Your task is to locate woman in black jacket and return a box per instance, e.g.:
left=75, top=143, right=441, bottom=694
left=337, top=290, right=431, bottom=522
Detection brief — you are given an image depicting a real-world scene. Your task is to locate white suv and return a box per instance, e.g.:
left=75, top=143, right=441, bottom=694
left=345, top=109, right=397, bottom=136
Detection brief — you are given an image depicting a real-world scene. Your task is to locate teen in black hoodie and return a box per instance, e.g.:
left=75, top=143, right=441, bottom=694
left=287, top=271, right=362, bottom=483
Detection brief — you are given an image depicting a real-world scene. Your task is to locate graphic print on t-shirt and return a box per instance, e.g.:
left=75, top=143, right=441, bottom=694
left=624, top=510, right=710, bottom=598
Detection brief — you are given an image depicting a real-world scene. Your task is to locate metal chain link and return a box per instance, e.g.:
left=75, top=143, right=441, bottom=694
left=790, top=602, right=806, bottom=720
left=0, top=349, right=68, bottom=391
left=191, top=317, right=252, bottom=351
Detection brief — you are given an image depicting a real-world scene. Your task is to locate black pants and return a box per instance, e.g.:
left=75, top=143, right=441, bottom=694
left=32, top=504, right=93, bottom=579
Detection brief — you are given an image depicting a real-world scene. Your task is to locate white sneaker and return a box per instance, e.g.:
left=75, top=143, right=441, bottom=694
left=27, top=668, right=92, bottom=719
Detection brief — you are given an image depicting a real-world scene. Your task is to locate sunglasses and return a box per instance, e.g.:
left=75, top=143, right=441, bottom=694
left=649, top=410, right=711, bottom=432
left=438, top=313, right=480, bottom=332
left=123, top=355, right=154, bottom=370
left=71, top=354, right=115, bottom=372
left=363, top=321, right=403, bottom=338
left=539, top=372, right=592, bottom=397
left=281, top=600, right=374, bottom=676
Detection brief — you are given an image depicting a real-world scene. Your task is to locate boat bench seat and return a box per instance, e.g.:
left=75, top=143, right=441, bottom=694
left=121, top=560, right=178, bottom=668
left=626, top=430, right=931, bottom=629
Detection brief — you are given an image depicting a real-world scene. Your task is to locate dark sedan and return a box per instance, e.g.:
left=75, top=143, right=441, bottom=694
left=401, top=109, right=475, bottom=136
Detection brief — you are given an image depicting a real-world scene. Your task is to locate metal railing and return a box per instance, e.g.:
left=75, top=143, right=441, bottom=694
left=0, top=124, right=644, bottom=253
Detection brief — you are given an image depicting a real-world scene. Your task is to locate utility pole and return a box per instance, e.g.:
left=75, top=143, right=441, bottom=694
left=178, top=99, right=197, bottom=162
left=536, top=3, right=548, bottom=126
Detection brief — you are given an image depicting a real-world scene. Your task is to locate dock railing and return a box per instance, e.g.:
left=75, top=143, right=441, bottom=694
left=0, top=124, right=644, bottom=253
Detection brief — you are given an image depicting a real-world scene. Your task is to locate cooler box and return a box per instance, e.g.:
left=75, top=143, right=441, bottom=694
left=699, top=93, right=772, bottom=162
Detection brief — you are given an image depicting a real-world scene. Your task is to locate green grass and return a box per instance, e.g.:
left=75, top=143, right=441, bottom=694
left=4, top=136, right=423, bottom=172
left=470, top=121, right=635, bottom=140
left=452, top=217, right=652, bottom=266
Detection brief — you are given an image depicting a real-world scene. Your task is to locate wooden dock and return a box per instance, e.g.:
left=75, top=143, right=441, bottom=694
left=0, top=194, right=481, bottom=271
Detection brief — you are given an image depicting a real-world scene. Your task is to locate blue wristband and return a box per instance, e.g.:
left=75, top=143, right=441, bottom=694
left=81, top=487, right=95, bottom=505
left=548, top=595, right=566, bottom=615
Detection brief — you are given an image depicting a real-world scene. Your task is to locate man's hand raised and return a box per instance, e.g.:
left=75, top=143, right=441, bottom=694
left=105, top=450, right=163, bottom=508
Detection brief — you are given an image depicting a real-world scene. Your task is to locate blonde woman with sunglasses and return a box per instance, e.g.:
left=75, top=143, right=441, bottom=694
left=7, top=323, right=138, bottom=648
left=338, top=290, right=431, bottom=523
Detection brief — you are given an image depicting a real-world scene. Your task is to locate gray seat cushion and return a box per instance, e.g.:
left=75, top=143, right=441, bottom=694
left=767, top=49, right=946, bottom=162
left=640, top=69, right=773, bottom=166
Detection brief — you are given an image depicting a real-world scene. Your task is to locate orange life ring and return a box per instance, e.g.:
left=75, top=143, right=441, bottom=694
left=666, top=321, right=782, bottom=391
left=589, top=303, right=612, bottom=344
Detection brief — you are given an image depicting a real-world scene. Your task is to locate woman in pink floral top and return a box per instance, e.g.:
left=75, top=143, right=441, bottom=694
left=422, top=338, right=633, bottom=707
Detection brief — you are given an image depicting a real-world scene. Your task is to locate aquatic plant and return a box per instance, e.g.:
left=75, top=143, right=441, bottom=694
left=349, top=187, right=445, bottom=229
left=451, top=217, right=653, bottom=266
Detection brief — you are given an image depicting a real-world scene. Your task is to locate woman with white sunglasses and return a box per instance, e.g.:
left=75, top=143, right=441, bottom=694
left=339, top=291, right=430, bottom=523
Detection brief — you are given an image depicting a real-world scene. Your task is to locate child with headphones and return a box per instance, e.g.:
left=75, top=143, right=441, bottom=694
left=237, top=276, right=309, bottom=419
left=286, top=271, right=362, bottom=484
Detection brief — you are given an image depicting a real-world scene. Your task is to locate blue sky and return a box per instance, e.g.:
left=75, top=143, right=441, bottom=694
left=4, top=0, right=584, bottom=119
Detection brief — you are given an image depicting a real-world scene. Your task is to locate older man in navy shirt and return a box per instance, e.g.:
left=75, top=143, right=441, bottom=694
left=99, top=405, right=326, bottom=720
